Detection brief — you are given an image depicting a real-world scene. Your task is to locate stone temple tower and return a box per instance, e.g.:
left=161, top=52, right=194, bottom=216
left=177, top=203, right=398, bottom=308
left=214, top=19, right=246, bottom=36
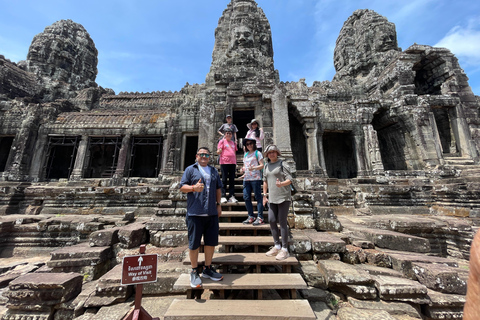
left=200, top=0, right=293, bottom=165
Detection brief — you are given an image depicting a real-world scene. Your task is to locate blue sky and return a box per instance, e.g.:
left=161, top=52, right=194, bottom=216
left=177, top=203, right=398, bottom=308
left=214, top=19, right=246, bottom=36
left=1, top=0, right=479, bottom=96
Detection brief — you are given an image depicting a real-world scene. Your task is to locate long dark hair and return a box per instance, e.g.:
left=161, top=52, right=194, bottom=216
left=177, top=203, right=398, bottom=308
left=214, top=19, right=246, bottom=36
left=254, top=127, right=260, bottom=138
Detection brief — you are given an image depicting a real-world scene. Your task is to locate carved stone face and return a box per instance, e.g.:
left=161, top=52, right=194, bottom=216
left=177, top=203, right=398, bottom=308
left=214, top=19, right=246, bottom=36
left=232, top=25, right=254, bottom=49
left=373, top=25, right=397, bottom=52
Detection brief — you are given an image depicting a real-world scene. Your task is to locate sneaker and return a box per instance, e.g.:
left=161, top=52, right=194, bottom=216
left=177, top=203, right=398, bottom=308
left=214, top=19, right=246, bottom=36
left=266, top=246, right=280, bottom=257
left=243, top=217, right=255, bottom=224
left=190, top=270, right=202, bottom=288
left=276, top=249, right=290, bottom=260
left=221, top=197, right=228, bottom=204
left=253, top=218, right=264, bottom=225
left=202, top=265, right=223, bottom=281
left=228, top=196, right=238, bottom=203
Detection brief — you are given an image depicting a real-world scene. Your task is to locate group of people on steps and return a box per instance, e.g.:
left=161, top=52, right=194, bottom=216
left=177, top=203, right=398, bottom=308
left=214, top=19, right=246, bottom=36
left=180, top=114, right=294, bottom=288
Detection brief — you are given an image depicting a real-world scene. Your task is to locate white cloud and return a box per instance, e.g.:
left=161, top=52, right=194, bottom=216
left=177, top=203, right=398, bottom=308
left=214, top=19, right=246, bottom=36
left=434, top=18, right=480, bottom=66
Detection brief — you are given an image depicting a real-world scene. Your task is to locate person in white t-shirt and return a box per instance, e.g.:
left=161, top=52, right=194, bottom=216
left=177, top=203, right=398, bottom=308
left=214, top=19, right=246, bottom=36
left=241, top=138, right=265, bottom=225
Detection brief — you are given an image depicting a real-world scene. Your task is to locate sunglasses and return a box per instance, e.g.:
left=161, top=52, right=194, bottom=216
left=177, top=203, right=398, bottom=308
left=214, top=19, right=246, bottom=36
left=246, top=142, right=255, bottom=146
left=197, top=153, right=210, bottom=158
left=225, top=132, right=232, bottom=135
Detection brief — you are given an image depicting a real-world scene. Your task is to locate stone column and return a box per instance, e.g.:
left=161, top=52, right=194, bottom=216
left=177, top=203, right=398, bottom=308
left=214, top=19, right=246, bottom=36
left=28, top=127, right=49, bottom=181
left=70, top=135, right=89, bottom=181
left=353, top=129, right=368, bottom=177
left=362, top=124, right=384, bottom=175
left=316, top=129, right=328, bottom=177
left=113, top=134, right=131, bottom=180
left=303, top=118, right=321, bottom=171
left=271, top=86, right=295, bottom=170
left=451, top=106, right=478, bottom=160
left=5, top=105, right=39, bottom=181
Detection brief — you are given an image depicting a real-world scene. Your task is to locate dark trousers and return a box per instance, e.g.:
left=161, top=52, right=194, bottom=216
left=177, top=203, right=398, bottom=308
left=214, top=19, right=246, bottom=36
left=221, top=164, right=236, bottom=198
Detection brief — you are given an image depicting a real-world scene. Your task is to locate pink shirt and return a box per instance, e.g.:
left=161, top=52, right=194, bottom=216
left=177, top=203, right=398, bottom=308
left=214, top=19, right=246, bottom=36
left=245, top=129, right=264, bottom=149
left=218, top=139, right=237, bottom=164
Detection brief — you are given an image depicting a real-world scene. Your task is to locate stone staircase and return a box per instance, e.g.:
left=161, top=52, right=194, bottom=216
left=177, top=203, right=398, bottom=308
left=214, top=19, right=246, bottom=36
left=164, top=169, right=316, bottom=320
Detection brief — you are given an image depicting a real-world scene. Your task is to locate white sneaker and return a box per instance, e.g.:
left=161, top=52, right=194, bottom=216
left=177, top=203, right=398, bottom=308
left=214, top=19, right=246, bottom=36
left=228, top=196, right=238, bottom=203
left=275, top=249, right=290, bottom=260
left=221, top=197, right=228, bottom=203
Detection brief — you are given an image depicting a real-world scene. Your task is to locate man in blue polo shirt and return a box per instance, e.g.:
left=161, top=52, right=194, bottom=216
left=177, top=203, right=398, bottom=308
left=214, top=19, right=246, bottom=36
left=180, top=146, right=223, bottom=288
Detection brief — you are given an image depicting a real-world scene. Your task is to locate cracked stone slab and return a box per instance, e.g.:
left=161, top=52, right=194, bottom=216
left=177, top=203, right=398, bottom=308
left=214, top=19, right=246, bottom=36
left=373, top=275, right=429, bottom=304
left=317, top=260, right=373, bottom=288
left=348, top=297, right=422, bottom=318
left=412, top=262, right=466, bottom=294
left=307, top=232, right=346, bottom=253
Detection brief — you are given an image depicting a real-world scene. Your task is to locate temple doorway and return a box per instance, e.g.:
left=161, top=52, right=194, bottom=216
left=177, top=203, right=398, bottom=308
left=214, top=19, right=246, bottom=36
left=85, top=137, right=122, bottom=178
left=183, top=135, right=198, bottom=170
left=128, top=136, right=163, bottom=177
left=0, top=136, right=14, bottom=172
left=432, top=107, right=459, bottom=156
left=44, top=136, right=80, bottom=179
left=288, top=108, right=308, bottom=170
left=232, top=109, right=255, bottom=147
left=323, top=131, right=357, bottom=179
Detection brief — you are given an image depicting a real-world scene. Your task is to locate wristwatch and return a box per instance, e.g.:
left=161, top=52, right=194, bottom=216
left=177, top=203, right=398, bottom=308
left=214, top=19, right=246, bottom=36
left=216, top=202, right=221, bottom=206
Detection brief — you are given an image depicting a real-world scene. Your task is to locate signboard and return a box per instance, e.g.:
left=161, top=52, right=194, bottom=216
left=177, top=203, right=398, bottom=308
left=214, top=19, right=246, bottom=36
left=121, top=254, right=158, bottom=285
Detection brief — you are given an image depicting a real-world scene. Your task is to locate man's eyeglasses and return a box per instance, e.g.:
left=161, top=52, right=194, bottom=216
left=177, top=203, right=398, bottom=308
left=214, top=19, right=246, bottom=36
left=197, top=153, right=210, bottom=158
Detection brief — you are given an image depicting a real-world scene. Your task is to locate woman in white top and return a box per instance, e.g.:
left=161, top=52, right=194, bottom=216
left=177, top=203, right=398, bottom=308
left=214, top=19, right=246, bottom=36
left=241, top=138, right=265, bottom=225
left=245, top=119, right=264, bottom=152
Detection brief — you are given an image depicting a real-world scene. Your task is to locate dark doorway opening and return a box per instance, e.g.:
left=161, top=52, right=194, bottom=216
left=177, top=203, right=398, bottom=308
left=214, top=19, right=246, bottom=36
left=232, top=109, right=255, bottom=143
left=372, top=111, right=408, bottom=170
left=0, top=136, right=14, bottom=172
left=184, top=136, right=198, bottom=170
left=433, top=107, right=458, bottom=155
left=323, top=131, right=357, bottom=179
left=413, top=56, right=444, bottom=95
left=86, top=137, right=122, bottom=178
left=45, top=136, right=80, bottom=179
left=288, top=108, right=308, bottom=170
left=128, top=136, right=163, bottom=177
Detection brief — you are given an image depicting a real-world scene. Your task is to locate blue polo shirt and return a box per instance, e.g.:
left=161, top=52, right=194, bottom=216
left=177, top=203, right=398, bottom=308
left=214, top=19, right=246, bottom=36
left=180, top=163, right=222, bottom=216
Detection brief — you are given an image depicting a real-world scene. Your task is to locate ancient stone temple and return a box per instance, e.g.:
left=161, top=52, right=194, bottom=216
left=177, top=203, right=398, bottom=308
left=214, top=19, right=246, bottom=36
left=0, top=1, right=479, bottom=319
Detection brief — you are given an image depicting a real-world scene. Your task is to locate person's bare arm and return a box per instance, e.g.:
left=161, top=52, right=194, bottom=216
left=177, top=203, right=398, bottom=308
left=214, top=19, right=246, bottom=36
left=465, top=230, right=480, bottom=319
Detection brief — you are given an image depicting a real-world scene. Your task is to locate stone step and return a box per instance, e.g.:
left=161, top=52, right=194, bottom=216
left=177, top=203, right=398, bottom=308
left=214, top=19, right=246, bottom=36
left=183, top=252, right=298, bottom=273
left=220, top=201, right=259, bottom=208
left=219, top=222, right=270, bottom=231
left=164, top=299, right=316, bottom=320
left=209, top=236, right=286, bottom=253
left=174, top=273, right=307, bottom=299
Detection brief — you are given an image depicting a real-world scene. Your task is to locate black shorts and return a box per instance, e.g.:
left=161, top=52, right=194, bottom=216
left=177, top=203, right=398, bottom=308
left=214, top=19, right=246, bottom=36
left=186, top=215, right=219, bottom=250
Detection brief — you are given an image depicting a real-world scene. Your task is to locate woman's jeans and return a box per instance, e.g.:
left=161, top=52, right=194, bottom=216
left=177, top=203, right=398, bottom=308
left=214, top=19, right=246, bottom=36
left=243, top=180, right=264, bottom=219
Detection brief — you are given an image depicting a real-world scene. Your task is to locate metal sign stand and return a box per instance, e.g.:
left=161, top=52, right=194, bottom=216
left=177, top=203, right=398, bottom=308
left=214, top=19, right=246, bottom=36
left=122, top=245, right=159, bottom=320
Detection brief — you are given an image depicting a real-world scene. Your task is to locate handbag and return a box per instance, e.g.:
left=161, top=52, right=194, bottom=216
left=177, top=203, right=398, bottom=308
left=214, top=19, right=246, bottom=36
left=280, top=161, right=297, bottom=195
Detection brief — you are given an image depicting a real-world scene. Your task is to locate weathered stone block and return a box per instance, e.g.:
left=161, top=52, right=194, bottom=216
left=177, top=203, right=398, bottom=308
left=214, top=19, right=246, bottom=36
left=317, top=260, right=373, bottom=288
left=363, top=249, right=392, bottom=268
left=412, top=262, right=466, bottom=295
left=347, top=297, right=422, bottom=319
left=290, top=230, right=312, bottom=254
left=7, top=272, right=83, bottom=309
left=308, top=232, right=346, bottom=253
left=353, top=227, right=431, bottom=253
left=117, top=223, right=147, bottom=249
left=424, top=289, right=465, bottom=320
left=386, top=251, right=458, bottom=280
left=314, top=207, right=343, bottom=232
left=146, top=217, right=186, bottom=232
left=373, top=275, right=429, bottom=304
left=294, top=213, right=315, bottom=229
left=151, top=230, right=188, bottom=247
left=294, top=261, right=327, bottom=289
left=342, top=245, right=367, bottom=264
left=89, top=228, right=120, bottom=247
left=337, top=307, right=397, bottom=320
